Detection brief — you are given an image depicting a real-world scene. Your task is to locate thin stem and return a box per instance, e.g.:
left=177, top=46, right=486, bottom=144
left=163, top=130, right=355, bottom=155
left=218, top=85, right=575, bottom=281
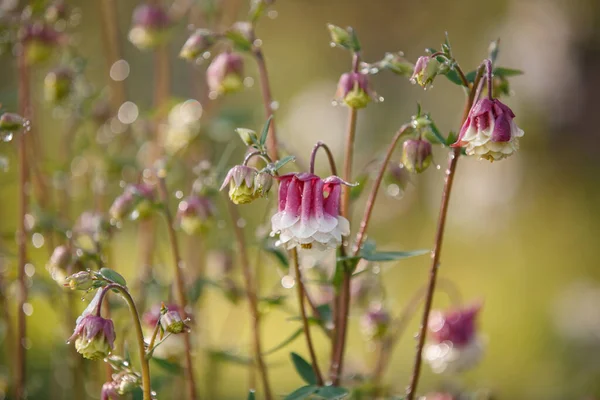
left=484, top=58, right=493, bottom=100
left=226, top=202, right=273, bottom=400
left=290, top=248, right=324, bottom=386
left=340, top=109, right=358, bottom=218
left=243, top=151, right=273, bottom=166
left=97, top=284, right=152, bottom=400
left=352, top=124, right=412, bottom=254
left=157, top=175, right=198, bottom=400
left=405, top=78, right=480, bottom=400
left=147, top=319, right=162, bottom=351
left=309, top=141, right=338, bottom=176
left=253, top=47, right=279, bottom=161
left=429, top=52, right=470, bottom=88
left=15, top=49, right=29, bottom=400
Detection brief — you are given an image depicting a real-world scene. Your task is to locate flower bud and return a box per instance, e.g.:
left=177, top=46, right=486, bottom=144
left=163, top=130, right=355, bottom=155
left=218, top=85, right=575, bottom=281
left=220, top=165, right=259, bottom=204
left=44, top=66, right=73, bottom=103
left=402, top=139, right=432, bottom=173
left=68, top=315, right=116, bottom=360
left=74, top=211, right=113, bottom=244
left=109, top=191, right=134, bottom=222
left=117, top=373, right=139, bottom=394
left=45, top=1, right=68, bottom=23
left=65, top=271, right=95, bottom=291
left=206, top=51, right=244, bottom=95
left=160, top=309, right=187, bottom=334
left=361, top=303, right=390, bottom=340
left=336, top=72, right=374, bottom=109
left=176, top=195, right=215, bottom=235
left=411, top=56, right=442, bottom=89
left=254, top=171, right=273, bottom=197
left=380, top=52, right=414, bottom=77
left=109, top=184, right=155, bottom=222
left=0, top=112, right=25, bottom=132
left=128, top=4, right=170, bottom=51
left=249, top=0, right=275, bottom=22
left=226, top=21, right=255, bottom=51
left=47, top=245, right=72, bottom=284
left=20, top=23, right=61, bottom=65
left=235, top=128, right=258, bottom=146
left=179, top=29, right=216, bottom=61
left=327, top=24, right=360, bottom=52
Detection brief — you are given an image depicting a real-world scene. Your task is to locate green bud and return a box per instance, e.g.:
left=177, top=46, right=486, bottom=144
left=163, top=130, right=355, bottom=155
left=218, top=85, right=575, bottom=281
left=327, top=24, right=360, bottom=52
left=226, top=22, right=255, bottom=52
left=381, top=52, right=414, bottom=77
left=65, top=271, right=95, bottom=291
left=160, top=310, right=187, bottom=334
left=253, top=171, right=273, bottom=197
left=402, top=139, right=433, bottom=173
left=236, top=128, right=258, bottom=146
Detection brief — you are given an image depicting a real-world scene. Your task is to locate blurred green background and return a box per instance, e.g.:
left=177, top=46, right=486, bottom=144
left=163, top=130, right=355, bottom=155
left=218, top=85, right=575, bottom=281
left=2, top=0, right=600, bottom=399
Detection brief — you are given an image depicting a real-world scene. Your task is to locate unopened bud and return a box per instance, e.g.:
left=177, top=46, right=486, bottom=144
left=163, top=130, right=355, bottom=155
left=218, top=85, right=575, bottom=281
left=44, top=66, right=73, bottom=103
left=402, top=139, right=432, bottom=173
left=177, top=195, right=216, bottom=235
left=335, top=72, right=374, bottom=109
left=179, top=29, right=216, bottom=61
left=161, top=310, right=187, bottom=334
left=20, top=23, right=61, bottom=65
left=226, top=21, right=255, bottom=51
left=254, top=171, right=273, bottom=197
left=411, top=56, right=442, bottom=89
left=381, top=52, right=414, bottom=77
left=0, top=112, right=25, bottom=132
left=65, top=271, right=95, bottom=291
left=235, top=128, right=258, bottom=146
left=327, top=24, right=360, bottom=52
left=206, top=51, right=244, bottom=95
left=117, top=373, right=139, bottom=395
left=128, top=4, right=170, bottom=50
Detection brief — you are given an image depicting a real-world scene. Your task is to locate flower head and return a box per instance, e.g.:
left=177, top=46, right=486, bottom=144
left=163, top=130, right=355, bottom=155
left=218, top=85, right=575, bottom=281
left=452, top=98, right=524, bottom=161
left=160, top=309, right=187, bottom=334
left=128, top=4, right=170, bottom=50
left=270, top=173, right=352, bottom=250
left=68, top=315, right=116, bottom=360
left=177, top=195, right=215, bottom=235
left=47, top=245, right=74, bottom=285
left=220, top=165, right=259, bottom=204
left=411, top=56, right=442, bottom=89
left=206, top=51, right=244, bottom=95
left=109, top=184, right=155, bottom=222
left=20, top=22, right=62, bottom=64
left=335, top=72, right=375, bottom=109
left=361, top=303, right=390, bottom=340
left=179, top=29, right=216, bottom=61
left=424, top=303, right=484, bottom=373
left=402, top=139, right=433, bottom=173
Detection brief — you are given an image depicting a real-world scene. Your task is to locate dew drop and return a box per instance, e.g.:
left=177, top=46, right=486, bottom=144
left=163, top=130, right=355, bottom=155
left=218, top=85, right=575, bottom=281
left=2, top=132, right=13, bottom=142
left=208, top=91, right=218, bottom=100
left=378, top=96, right=385, bottom=102
left=117, top=101, right=139, bottom=125
left=253, top=39, right=263, bottom=47
left=175, top=190, right=184, bottom=199
left=270, top=101, right=279, bottom=111
left=331, top=100, right=339, bottom=107
left=329, top=42, right=336, bottom=48
left=243, top=77, right=254, bottom=87
left=110, top=59, right=130, bottom=82
left=24, top=263, right=35, bottom=277
left=23, top=303, right=33, bottom=316
left=202, top=51, right=211, bottom=59
left=435, top=164, right=441, bottom=170
left=269, top=232, right=276, bottom=238
left=237, top=218, right=246, bottom=228
left=31, top=232, right=44, bottom=248
left=267, top=10, right=278, bottom=19
left=370, top=68, right=379, bottom=74
left=281, top=275, right=295, bottom=289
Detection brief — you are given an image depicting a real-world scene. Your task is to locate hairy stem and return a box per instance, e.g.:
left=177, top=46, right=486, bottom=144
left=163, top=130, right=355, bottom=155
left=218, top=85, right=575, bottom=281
left=253, top=47, right=279, bottom=161
left=290, top=248, right=324, bottom=386
left=157, top=176, right=198, bottom=400
left=226, top=202, right=273, bottom=400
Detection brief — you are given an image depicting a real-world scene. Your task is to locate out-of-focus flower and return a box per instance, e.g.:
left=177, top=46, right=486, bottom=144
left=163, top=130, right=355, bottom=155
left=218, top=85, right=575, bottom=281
left=143, top=304, right=188, bottom=360
left=128, top=4, right=170, bottom=50
left=206, top=51, right=244, bottom=95
left=47, top=245, right=73, bottom=285
left=74, top=211, right=112, bottom=245
left=101, top=381, right=119, bottom=400
left=226, top=21, right=255, bottom=51
left=423, top=303, right=484, bottom=374
left=44, top=66, right=73, bottom=103
left=411, top=56, right=442, bottom=89
left=102, top=371, right=140, bottom=399
left=206, top=249, right=234, bottom=278
left=402, top=139, right=433, bottom=173
left=270, top=172, right=352, bottom=250
left=452, top=98, right=524, bottom=161
left=45, top=1, right=68, bottom=23
left=335, top=72, right=375, bottom=109
left=68, top=315, right=116, bottom=360
left=179, top=29, right=216, bottom=61
left=177, top=195, right=215, bottom=235
left=161, top=309, right=187, bottom=334
left=65, top=271, right=95, bottom=291
left=361, top=303, right=390, bottom=340
left=20, top=22, right=62, bottom=64
left=163, top=100, right=202, bottom=155
left=109, top=184, right=155, bottom=223
left=0, top=112, right=24, bottom=132
left=421, top=393, right=455, bottom=400
left=220, top=165, right=259, bottom=204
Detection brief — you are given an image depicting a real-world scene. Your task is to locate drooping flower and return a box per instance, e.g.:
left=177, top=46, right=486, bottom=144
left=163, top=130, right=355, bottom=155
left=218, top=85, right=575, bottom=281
left=128, top=4, right=171, bottom=50
left=206, top=51, right=244, bottom=95
left=68, top=315, right=116, bottom=360
left=452, top=98, right=524, bottom=161
left=220, top=165, right=259, bottom=204
left=335, top=72, right=376, bottom=109
left=109, top=183, right=155, bottom=222
left=20, top=22, right=62, bottom=64
left=361, top=303, right=391, bottom=340
left=179, top=29, right=216, bottom=61
left=423, top=303, right=484, bottom=374
left=47, top=245, right=73, bottom=284
left=270, top=173, right=352, bottom=250
left=143, top=304, right=188, bottom=360
left=402, top=139, right=433, bottom=173
left=160, top=309, right=187, bottom=334
left=177, top=195, right=215, bottom=235
left=411, top=56, right=442, bottom=89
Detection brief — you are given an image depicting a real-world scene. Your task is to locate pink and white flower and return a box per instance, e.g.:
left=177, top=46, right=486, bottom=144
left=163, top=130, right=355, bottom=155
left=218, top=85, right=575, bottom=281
left=452, top=98, right=524, bottom=161
left=270, top=173, right=352, bottom=251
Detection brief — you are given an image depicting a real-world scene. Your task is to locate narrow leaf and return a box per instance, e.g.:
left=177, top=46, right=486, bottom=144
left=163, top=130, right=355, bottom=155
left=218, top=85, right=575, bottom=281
left=425, top=119, right=446, bottom=146
left=274, top=155, right=296, bottom=171
left=493, top=67, right=523, bottom=77
left=262, top=327, right=303, bottom=356
left=361, top=249, right=429, bottom=262
left=316, top=386, right=349, bottom=399
left=259, top=115, right=274, bottom=146
left=247, top=390, right=256, bottom=400
left=207, top=349, right=253, bottom=365
left=290, top=352, right=317, bottom=385
left=151, top=357, right=183, bottom=374
left=284, top=385, right=319, bottom=400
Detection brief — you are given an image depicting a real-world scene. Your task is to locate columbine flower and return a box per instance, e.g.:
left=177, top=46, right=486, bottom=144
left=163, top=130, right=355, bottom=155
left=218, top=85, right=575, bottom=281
left=161, top=309, right=187, bottom=334
left=74, top=211, right=112, bottom=244
left=20, top=22, right=62, bottom=64
left=47, top=245, right=73, bottom=285
left=361, top=303, right=390, bottom=340
left=254, top=171, right=274, bottom=197
left=206, top=51, right=244, bottom=95
left=128, top=4, right=170, bottom=50
left=68, top=315, right=116, bottom=360
left=411, top=56, right=442, bottom=89
left=270, top=173, right=352, bottom=250
left=179, top=29, right=216, bottom=61
left=453, top=98, right=524, bottom=161
left=423, top=303, right=484, bottom=374
left=220, top=165, right=259, bottom=204
left=143, top=304, right=187, bottom=360
left=177, top=195, right=215, bottom=235
left=109, top=184, right=155, bottom=222
left=44, top=66, right=73, bottom=103
left=335, top=72, right=376, bottom=109
left=402, top=139, right=433, bottom=173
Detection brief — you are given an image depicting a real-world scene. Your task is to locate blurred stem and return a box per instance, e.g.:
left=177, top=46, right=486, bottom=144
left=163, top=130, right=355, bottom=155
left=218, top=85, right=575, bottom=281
left=157, top=175, right=198, bottom=400
left=97, top=284, right=152, bottom=399
left=226, top=202, right=273, bottom=400
left=252, top=47, right=279, bottom=161
left=98, top=0, right=126, bottom=109
left=405, top=64, right=484, bottom=400
left=290, top=248, right=324, bottom=386
left=15, top=49, right=30, bottom=400
left=330, top=52, right=360, bottom=386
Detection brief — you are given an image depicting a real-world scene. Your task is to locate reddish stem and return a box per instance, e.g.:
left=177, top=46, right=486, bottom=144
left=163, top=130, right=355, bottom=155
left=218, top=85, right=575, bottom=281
left=253, top=48, right=279, bottom=161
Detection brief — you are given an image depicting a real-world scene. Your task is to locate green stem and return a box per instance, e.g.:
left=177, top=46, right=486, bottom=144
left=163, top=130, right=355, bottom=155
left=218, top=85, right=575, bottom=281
left=253, top=47, right=279, bottom=161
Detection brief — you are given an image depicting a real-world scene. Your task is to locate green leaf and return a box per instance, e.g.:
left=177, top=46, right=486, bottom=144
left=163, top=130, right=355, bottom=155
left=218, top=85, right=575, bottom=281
left=442, top=69, right=464, bottom=86
left=446, top=131, right=458, bottom=146
left=151, top=357, right=183, bottom=374
left=493, top=67, right=523, bottom=77
left=259, top=115, right=274, bottom=146
left=361, top=249, right=429, bottom=262
left=315, top=303, right=332, bottom=326
left=273, top=155, right=295, bottom=171
left=290, top=352, right=317, bottom=385
left=262, top=327, right=303, bottom=356
left=247, top=390, right=256, bottom=400
left=316, top=386, right=349, bottom=399
left=424, top=118, right=446, bottom=146
left=99, top=268, right=127, bottom=286
left=207, top=349, right=254, bottom=365
left=284, top=385, right=319, bottom=400
left=464, top=70, right=477, bottom=83
left=187, top=277, right=207, bottom=304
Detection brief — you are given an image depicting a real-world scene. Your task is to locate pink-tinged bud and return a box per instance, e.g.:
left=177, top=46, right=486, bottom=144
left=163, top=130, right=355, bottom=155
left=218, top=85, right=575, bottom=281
left=101, top=381, right=119, bottom=400
left=361, top=303, right=390, bottom=340
left=335, top=72, right=375, bottom=109
left=452, top=98, right=524, bottom=161
left=424, top=303, right=484, bottom=373
left=179, top=29, right=216, bottom=61
left=220, top=165, right=259, bottom=204
left=109, top=191, right=134, bottom=222
left=0, top=112, right=25, bottom=132
left=143, top=304, right=188, bottom=360
left=68, top=315, right=116, bottom=360
left=402, top=139, right=433, bottom=173
left=65, top=271, right=95, bottom=291
left=411, top=56, right=442, bottom=89
left=176, top=195, right=215, bottom=235
left=206, top=52, right=244, bottom=95
left=128, top=4, right=170, bottom=50
left=47, top=245, right=72, bottom=284
left=109, top=184, right=155, bottom=222
left=44, top=66, right=73, bottom=103
left=254, top=171, right=273, bottom=197
left=20, top=22, right=62, bottom=65
left=161, top=309, right=187, bottom=334
left=270, top=173, right=352, bottom=251
left=383, top=161, right=410, bottom=191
